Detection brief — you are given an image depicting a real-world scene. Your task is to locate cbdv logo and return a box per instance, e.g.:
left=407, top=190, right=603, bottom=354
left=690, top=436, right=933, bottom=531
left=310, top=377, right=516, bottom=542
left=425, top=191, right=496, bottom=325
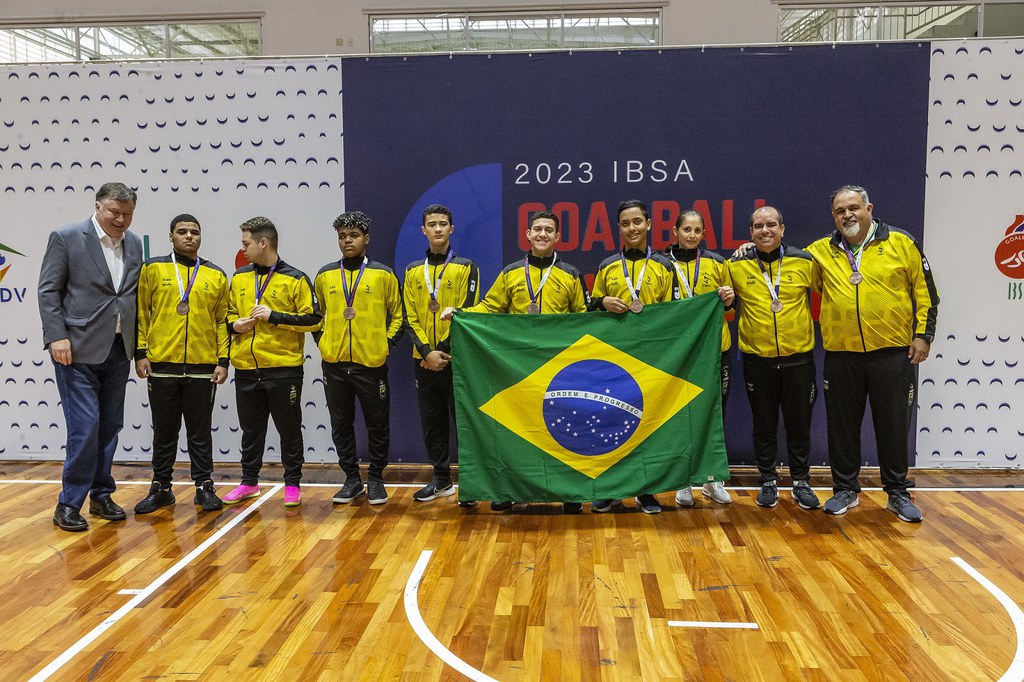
left=994, top=215, right=1024, bottom=300
left=0, top=241, right=28, bottom=304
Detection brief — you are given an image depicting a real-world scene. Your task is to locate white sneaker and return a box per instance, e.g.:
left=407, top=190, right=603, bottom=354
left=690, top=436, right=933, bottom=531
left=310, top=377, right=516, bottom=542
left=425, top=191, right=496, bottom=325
left=674, top=487, right=695, bottom=507
left=701, top=481, right=732, bottom=504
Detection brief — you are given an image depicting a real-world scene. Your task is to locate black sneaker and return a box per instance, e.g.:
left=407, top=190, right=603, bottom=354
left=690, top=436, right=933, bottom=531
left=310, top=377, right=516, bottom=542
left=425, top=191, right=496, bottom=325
left=134, top=482, right=175, bottom=515
left=413, top=480, right=455, bottom=502
left=490, top=501, right=514, bottom=512
left=367, top=480, right=388, bottom=505
left=457, top=498, right=479, bottom=508
left=755, top=481, right=779, bottom=508
left=591, top=499, right=622, bottom=513
left=791, top=480, right=820, bottom=510
left=193, top=481, right=223, bottom=511
left=823, top=490, right=859, bottom=515
left=635, top=494, right=662, bottom=514
left=333, top=479, right=364, bottom=504
left=562, top=502, right=583, bottom=514
left=886, top=491, right=923, bottom=523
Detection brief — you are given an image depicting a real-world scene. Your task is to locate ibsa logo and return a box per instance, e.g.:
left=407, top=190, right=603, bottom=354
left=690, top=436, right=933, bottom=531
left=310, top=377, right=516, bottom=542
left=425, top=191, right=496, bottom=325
left=0, top=241, right=28, bottom=304
left=995, top=215, right=1024, bottom=300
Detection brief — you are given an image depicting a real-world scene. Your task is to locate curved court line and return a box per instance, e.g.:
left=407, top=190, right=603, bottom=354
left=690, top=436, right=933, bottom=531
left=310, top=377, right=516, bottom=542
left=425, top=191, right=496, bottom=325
left=28, top=484, right=284, bottom=682
left=404, top=550, right=498, bottom=682
left=951, top=556, right=1024, bottom=682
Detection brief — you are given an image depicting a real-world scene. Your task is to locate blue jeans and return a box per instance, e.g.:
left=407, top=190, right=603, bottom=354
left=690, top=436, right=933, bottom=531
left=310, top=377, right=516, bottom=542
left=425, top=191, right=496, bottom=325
left=52, top=336, right=130, bottom=509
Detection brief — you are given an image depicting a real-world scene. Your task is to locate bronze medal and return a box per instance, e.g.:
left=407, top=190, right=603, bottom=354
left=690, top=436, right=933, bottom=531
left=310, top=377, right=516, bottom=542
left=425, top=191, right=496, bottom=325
left=428, top=299, right=440, bottom=313
left=849, top=271, right=863, bottom=285
left=629, top=299, right=644, bottom=314
left=770, top=299, right=783, bottom=313
left=527, top=302, right=541, bottom=314
left=343, top=306, right=357, bottom=320
left=176, top=301, right=189, bottom=315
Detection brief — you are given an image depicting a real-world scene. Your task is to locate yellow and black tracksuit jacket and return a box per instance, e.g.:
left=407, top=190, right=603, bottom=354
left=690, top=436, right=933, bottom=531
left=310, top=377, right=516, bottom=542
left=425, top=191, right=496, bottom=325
left=227, top=259, right=322, bottom=375
left=664, top=245, right=733, bottom=352
left=591, top=249, right=677, bottom=309
left=314, top=257, right=404, bottom=367
left=403, top=249, right=480, bottom=360
left=464, top=253, right=590, bottom=314
left=806, top=222, right=939, bottom=352
left=136, top=252, right=229, bottom=375
left=728, top=245, right=815, bottom=360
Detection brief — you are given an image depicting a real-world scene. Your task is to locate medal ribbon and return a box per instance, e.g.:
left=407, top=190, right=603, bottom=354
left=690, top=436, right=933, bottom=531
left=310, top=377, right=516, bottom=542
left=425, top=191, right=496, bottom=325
left=840, top=221, right=877, bottom=277
left=754, top=246, right=784, bottom=305
left=422, top=250, right=454, bottom=307
left=669, top=249, right=701, bottom=298
left=171, top=251, right=203, bottom=304
left=341, top=257, right=369, bottom=310
left=253, top=260, right=279, bottom=305
left=524, top=252, right=558, bottom=309
left=619, top=247, right=651, bottom=303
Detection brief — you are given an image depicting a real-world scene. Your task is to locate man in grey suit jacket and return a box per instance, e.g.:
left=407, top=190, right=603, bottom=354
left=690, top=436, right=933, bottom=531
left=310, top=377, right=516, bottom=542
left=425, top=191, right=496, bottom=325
left=38, top=182, right=144, bottom=531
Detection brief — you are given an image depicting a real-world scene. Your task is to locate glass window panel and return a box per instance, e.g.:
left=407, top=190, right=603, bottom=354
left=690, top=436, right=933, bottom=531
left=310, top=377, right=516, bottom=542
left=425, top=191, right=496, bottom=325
left=0, top=27, right=79, bottom=62
left=169, top=22, right=260, bottom=57
left=371, top=17, right=465, bottom=53
left=883, top=4, right=978, bottom=39
left=780, top=7, right=881, bottom=42
left=80, top=26, right=168, bottom=59
left=984, top=2, right=1024, bottom=36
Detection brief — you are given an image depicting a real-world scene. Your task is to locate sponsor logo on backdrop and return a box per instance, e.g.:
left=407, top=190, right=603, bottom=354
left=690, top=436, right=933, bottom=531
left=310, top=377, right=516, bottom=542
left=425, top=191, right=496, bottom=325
left=994, top=215, right=1024, bottom=300
left=0, top=242, right=28, bottom=304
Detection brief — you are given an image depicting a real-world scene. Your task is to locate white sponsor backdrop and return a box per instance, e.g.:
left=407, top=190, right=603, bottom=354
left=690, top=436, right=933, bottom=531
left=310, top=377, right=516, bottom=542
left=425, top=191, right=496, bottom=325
left=0, top=58, right=347, bottom=463
left=918, top=39, right=1024, bottom=467
left=2, top=41, right=1022, bottom=468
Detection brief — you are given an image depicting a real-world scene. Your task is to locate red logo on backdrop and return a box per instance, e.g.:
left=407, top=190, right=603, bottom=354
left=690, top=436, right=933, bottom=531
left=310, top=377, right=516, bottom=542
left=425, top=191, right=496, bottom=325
left=235, top=250, right=249, bottom=270
left=995, top=215, right=1024, bottom=279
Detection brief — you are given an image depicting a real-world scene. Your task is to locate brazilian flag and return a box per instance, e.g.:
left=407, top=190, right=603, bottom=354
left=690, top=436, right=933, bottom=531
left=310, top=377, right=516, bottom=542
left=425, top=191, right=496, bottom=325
left=451, top=292, right=728, bottom=502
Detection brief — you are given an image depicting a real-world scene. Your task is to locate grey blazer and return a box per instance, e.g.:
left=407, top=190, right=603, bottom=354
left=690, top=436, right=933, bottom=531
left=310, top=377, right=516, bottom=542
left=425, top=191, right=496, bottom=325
left=37, top=217, right=144, bottom=364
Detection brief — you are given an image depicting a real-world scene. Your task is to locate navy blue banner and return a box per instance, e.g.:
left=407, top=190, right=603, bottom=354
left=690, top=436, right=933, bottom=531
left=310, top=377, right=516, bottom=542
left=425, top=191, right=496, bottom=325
left=342, top=43, right=930, bottom=465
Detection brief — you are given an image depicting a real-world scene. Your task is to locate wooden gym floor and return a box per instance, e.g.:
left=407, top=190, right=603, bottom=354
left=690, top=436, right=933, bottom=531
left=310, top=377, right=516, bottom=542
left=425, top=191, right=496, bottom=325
left=2, top=462, right=1023, bottom=681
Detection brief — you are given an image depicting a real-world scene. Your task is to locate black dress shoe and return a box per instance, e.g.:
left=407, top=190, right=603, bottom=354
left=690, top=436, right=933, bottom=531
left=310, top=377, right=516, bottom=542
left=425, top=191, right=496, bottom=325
left=89, top=494, right=127, bottom=520
left=53, top=503, right=88, bottom=532
left=133, top=482, right=176, bottom=515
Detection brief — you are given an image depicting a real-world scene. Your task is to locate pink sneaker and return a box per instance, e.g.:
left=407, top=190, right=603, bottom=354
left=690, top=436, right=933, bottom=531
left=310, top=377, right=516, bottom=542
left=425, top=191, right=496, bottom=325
left=223, top=484, right=260, bottom=504
left=284, top=485, right=301, bottom=507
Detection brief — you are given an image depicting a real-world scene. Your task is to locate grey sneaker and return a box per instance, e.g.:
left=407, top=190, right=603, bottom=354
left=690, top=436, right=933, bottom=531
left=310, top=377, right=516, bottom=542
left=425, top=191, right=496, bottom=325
left=634, top=494, right=662, bottom=514
left=886, top=491, right=922, bottom=523
left=674, top=487, right=695, bottom=507
left=701, top=481, right=732, bottom=504
left=413, top=480, right=455, bottom=502
left=367, top=480, right=388, bottom=505
left=591, top=499, right=622, bottom=513
left=792, top=481, right=821, bottom=510
left=755, top=481, right=779, bottom=508
left=332, top=479, right=364, bottom=504
left=823, top=490, right=859, bottom=515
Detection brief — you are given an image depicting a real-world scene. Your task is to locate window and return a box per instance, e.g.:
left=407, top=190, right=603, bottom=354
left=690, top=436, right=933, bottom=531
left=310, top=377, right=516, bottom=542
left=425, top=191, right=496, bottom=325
left=370, top=10, right=661, bottom=53
left=778, top=3, right=1024, bottom=41
left=0, top=20, right=260, bottom=63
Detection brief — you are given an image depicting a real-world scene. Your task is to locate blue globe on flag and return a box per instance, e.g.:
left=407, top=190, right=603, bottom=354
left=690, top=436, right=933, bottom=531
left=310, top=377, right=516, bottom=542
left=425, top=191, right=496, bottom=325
left=542, top=359, right=643, bottom=456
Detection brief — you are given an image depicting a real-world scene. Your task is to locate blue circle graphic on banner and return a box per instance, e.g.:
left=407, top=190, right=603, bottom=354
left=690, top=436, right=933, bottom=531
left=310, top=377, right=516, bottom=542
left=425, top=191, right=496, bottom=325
left=543, top=359, right=643, bottom=456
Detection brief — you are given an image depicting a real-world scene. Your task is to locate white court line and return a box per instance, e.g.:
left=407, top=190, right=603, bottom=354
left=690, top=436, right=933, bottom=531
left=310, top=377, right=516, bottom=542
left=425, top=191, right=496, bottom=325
left=951, top=557, right=1024, bottom=682
left=0, top=479, right=432, bottom=489
left=404, top=550, right=498, bottom=682
left=116, top=589, right=144, bottom=595
left=668, top=620, right=758, bottom=629
left=28, top=484, right=284, bottom=682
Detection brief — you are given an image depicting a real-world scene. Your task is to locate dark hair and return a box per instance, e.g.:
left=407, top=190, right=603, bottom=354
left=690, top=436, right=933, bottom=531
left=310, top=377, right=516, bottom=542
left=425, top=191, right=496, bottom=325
left=333, top=211, right=371, bottom=234
left=617, top=199, right=649, bottom=221
left=422, top=204, right=452, bottom=224
left=675, top=209, right=704, bottom=229
left=169, top=213, right=200, bottom=232
left=750, top=206, right=784, bottom=227
left=529, top=211, right=559, bottom=230
left=830, top=185, right=870, bottom=206
left=240, top=216, right=278, bottom=249
left=95, top=182, right=137, bottom=205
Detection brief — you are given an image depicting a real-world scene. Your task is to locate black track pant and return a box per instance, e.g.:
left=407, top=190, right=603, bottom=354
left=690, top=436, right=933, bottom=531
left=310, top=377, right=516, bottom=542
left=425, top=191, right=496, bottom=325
left=742, top=353, right=816, bottom=483
left=235, top=373, right=305, bottom=486
left=414, top=363, right=456, bottom=484
left=148, top=376, right=217, bottom=485
left=824, top=348, right=915, bottom=493
left=323, top=362, right=390, bottom=482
